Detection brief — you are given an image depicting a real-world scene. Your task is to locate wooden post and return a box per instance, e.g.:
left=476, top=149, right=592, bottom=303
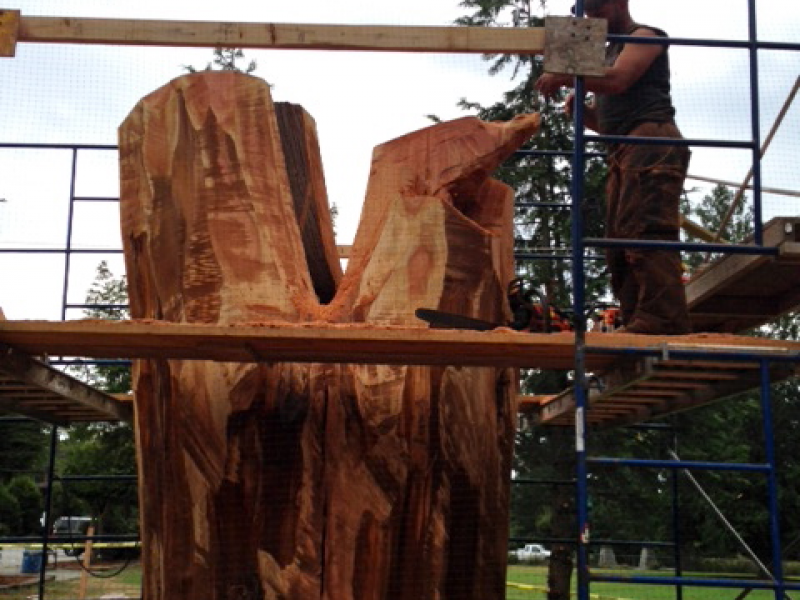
left=78, top=524, right=95, bottom=600
left=0, top=9, right=20, bottom=57
left=119, top=70, right=540, bottom=600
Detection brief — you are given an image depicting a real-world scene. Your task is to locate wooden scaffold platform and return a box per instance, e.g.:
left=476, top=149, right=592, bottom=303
left=0, top=342, right=132, bottom=424
left=687, top=216, right=800, bottom=334
left=0, top=319, right=798, bottom=428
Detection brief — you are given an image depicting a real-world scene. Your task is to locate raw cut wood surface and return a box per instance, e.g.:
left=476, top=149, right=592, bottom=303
left=3, top=320, right=795, bottom=369
left=118, top=70, right=540, bottom=600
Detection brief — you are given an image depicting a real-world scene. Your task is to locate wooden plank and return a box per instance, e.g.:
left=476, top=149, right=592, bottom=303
left=649, top=370, right=740, bottom=381
left=537, top=350, right=798, bottom=429
left=0, top=343, right=132, bottom=423
left=613, top=390, right=683, bottom=398
left=3, top=320, right=798, bottom=369
left=659, top=360, right=765, bottom=371
left=628, top=380, right=713, bottom=390
left=0, top=9, right=19, bottom=56
left=687, top=217, right=800, bottom=332
left=518, top=395, right=553, bottom=411
left=688, top=253, right=771, bottom=309
left=680, top=216, right=716, bottom=242
left=691, top=296, right=779, bottom=318
left=97, top=393, right=559, bottom=415
left=17, top=15, right=547, bottom=54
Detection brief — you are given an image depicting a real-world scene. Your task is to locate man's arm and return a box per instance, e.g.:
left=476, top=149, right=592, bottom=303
left=535, top=27, right=665, bottom=97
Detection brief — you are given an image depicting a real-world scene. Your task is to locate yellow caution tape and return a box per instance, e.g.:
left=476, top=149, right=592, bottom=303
left=1, top=542, right=140, bottom=550
left=506, top=580, right=635, bottom=600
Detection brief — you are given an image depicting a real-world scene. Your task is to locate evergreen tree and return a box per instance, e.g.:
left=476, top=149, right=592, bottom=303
left=453, top=2, right=610, bottom=597
left=184, top=47, right=258, bottom=75
left=58, top=261, right=138, bottom=538
left=681, top=184, right=754, bottom=273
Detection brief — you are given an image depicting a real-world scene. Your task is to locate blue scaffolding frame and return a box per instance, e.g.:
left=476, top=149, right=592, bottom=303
left=564, top=1, right=799, bottom=598
left=0, top=142, right=135, bottom=600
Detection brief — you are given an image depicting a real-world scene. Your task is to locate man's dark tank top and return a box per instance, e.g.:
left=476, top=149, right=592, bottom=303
left=595, top=24, right=676, bottom=135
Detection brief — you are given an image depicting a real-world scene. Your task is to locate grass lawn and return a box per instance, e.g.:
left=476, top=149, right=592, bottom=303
left=506, top=564, right=784, bottom=599
left=0, top=562, right=142, bottom=600
left=3, top=562, right=786, bottom=599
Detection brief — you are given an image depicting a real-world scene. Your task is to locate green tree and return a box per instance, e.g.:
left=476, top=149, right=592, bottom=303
left=0, top=420, right=48, bottom=485
left=184, top=47, right=258, bottom=74
left=58, top=261, right=138, bottom=537
left=0, top=484, right=21, bottom=536
left=68, top=261, right=130, bottom=392
left=6, top=476, right=43, bottom=534
left=681, top=184, right=754, bottom=273
left=56, top=423, right=138, bottom=536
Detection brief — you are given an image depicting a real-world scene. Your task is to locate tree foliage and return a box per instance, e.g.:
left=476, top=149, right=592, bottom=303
left=184, top=47, right=258, bottom=75
left=56, top=261, right=138, bottom=536
left=0, top=484, right=20, bottom=536
left=0, top=419, right=48, bottom=484
left=7, top=476, right=43, bottom=534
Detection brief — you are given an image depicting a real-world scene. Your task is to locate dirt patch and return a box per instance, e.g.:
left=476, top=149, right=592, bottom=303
left=54, top=560, right=129, bottom=571
left=0, top=574, right=52, bottom=590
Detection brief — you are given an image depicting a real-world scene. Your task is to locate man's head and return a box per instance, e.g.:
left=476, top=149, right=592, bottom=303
left=573, top=0, right=631, bottom=33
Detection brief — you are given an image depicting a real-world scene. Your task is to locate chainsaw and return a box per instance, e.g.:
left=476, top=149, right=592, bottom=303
left=416, top=278, right=622, bottom=334
left=416, top=278, right=574, bottom=333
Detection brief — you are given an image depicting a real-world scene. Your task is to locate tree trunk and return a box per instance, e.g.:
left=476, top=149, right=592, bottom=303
left=119, top=70, right=540, bottom=600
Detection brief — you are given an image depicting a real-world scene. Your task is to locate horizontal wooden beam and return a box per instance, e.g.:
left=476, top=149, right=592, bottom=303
left=2, top=320, right=799, bottom=370
left=13, top=14, right=547, bottom=54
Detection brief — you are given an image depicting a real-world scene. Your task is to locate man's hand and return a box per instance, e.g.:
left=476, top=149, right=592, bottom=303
left=564, top=92, right=576, bottom=118
left=535, top=73, right=571, bottom=98
left=563, top=91, right=599, bottom=132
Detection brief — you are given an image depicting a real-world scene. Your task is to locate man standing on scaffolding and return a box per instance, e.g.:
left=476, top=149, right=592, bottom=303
left=535, top=0, right=692, bottom=335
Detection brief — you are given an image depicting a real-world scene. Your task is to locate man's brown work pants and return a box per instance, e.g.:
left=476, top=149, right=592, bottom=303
left=606, top=121, right=692, bottom=335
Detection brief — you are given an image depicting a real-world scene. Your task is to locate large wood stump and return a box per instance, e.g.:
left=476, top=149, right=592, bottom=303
left=119, top=71, right=540, bottom=600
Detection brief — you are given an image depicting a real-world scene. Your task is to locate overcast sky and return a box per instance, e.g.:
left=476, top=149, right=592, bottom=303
left=0, top=0, right=797, bottom=320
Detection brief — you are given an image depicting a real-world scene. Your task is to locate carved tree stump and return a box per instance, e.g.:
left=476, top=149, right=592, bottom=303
left=119, top=71, right=540, bottom=600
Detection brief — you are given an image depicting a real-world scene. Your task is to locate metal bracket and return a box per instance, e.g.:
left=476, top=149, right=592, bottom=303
left=0, top=9, right=20, bottom=57
left=544, top=15, right=606, bottom=77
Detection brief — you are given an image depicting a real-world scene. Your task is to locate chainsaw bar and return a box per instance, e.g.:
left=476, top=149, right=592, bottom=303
left=414, top=308, right=501, bottom=332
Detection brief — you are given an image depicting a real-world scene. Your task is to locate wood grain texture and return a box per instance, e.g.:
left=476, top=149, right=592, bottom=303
left=0, top=9, right=20, bottom=57
left=18, top=16, right=546, bottom=54
left=4, top=320, right=795, bottom=369
left=275, top=102, right=342, bottom=304
left=118, top=71, right=540, bottom=600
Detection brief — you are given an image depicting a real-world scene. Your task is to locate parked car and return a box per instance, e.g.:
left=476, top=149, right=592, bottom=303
left=52, top=516, right=92, bottom=556
left=514, top=543, right=552, bottom=561
left=51, top=515, right=140, bottom=560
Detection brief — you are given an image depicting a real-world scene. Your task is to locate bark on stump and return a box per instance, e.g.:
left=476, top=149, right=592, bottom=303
left=119, top=71, right=540, bottom=600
